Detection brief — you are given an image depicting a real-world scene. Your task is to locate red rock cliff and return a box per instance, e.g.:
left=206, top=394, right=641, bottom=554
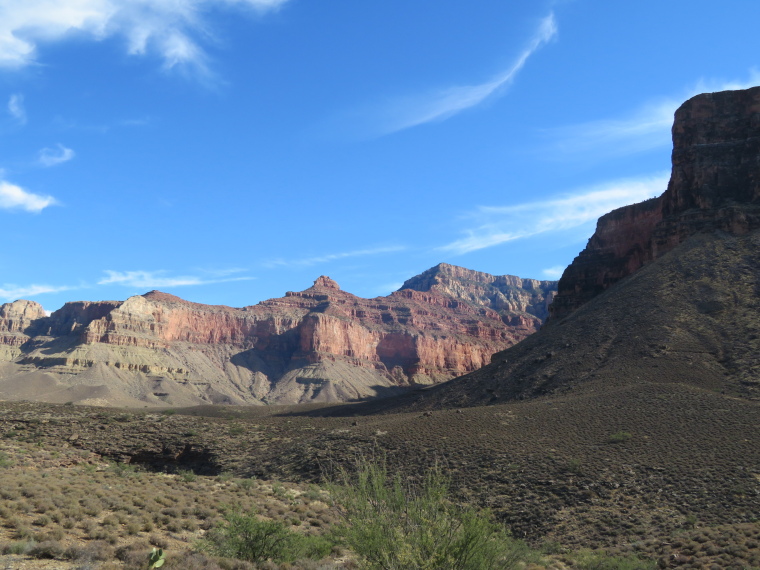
left=550, top=86, right=760, bottom=320
left=0, top=266, right=557, bottom=405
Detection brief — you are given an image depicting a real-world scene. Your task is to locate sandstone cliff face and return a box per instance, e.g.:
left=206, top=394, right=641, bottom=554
left=0, top=300, right=47, bottom=356
left=0, top=265, right=557, bottom=407
left=0, top=300, right=47, bottom=333
left=550, top=86, right=760, bottom=320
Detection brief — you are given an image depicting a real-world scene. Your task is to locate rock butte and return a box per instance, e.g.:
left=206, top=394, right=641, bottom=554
left=0, top=263, right=555, bottom=407
left=550, top=86, right=760, bottom=320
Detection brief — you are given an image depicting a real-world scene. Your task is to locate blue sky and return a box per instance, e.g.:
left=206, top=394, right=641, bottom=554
left=1, top=1, right=759, bottom=311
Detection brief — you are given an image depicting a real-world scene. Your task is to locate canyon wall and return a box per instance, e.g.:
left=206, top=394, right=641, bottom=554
left=0, top=264, right=557, bottom=406
left=550, top=86, right=760, bottom=320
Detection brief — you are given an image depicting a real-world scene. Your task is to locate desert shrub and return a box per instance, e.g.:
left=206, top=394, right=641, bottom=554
left=198, top=509, right=334, bottom=564
left=28, top=539, right=66, bottom=559
left=110, top=461, right=141, bottom=478
left=41, top=528, right=65, bottom=541
left=328, top=458, right=540, bottom=570
left=1, top=539, right=35, bottom=555
left=608, top=431, right=633, bottom=443
left=32, top=514, right=51, bottom=526
left=570, top=550, right=656, bottom=569
left=179, top=469, right=198, bottom=483
left=71, top=539, right=116, bottom=562
left=236, top=478, right=255, bottom=491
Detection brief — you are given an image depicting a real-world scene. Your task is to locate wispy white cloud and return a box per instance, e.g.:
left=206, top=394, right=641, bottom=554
left=0, top=0, right=290, bottom=76
left=440, top=173, right=668, bottom=255
left=0, top=180, right=57, bottom=213
left=541, top=266, right=565, bottom=280
left=38, top=144, right=75, bottom=167
left=98, top=269, right=254, bottom=289
left=7, top=93, right=25, bottom=124
left=197, top=267, right=249, bottom=278
left=263, top=246, right=406, bottom=269
left=551, top=70, right=760, bottom=156
left=0, top=283, right=71, bottom=302
left=324, top=12, right=557, bottom=139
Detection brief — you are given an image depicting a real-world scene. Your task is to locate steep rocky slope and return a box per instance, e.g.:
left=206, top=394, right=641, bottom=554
left=551, top=86, right=760, bottom=320
left=0, top=265, right=555, bottom=407
left=363, top=86, right=760, bottom=411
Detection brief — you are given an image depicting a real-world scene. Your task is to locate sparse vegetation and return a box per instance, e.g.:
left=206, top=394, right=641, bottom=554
left=568, top=550, right=656, bottom=570
left=608, top=431, right=632, bottom=443
left=0, top=397, right=758, bottom=569
left=199, top=508, right=334, bottom=564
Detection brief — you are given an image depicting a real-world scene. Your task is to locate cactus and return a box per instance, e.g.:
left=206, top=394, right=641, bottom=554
left=148, top=547, right=166, bottom=568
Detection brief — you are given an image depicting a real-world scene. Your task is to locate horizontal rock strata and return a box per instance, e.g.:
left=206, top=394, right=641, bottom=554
left=0, top=264, right=556, bottom=406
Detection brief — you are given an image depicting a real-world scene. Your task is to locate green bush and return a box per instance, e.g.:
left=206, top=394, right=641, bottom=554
left=198, top=509, right=333, bottom=564
left=178, top=469, right=197, bottom=483
left=608, top=431, right=633, bottom=443
left=328, top=458, right=540, bottom=570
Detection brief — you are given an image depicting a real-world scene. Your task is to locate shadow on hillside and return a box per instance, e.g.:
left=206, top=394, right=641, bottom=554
left=276, top=384, right=433, bottom=418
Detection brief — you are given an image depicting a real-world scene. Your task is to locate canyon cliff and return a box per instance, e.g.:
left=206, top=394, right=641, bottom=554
left=0, top=264, right=555, bottom=407
left=370, top=86, right=760, bottom=412
left=550, top=86, right=760, bottom=320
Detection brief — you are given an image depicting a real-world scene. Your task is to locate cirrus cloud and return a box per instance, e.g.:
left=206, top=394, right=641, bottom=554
left=98, top=269, right=254, bottom=288
left=263, top=246, right=407, bottom=269
left=440, top=173, right=669, bottom=255
left=551, top=69, right=760, bottom=157
left=0, top=283, right=71, bottom=302
left=322, top=12, right=557, bottom=139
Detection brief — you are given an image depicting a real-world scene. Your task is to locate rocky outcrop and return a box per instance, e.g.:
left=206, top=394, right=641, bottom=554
left=0, top=265, right=557, bottom=406
left=0, top=300, right=47, bottom=333
left=401, top=263, right=556, bottom=324
left=0, top=300, right=47, bottom=357
left=550, top=86, right=760, bottom=320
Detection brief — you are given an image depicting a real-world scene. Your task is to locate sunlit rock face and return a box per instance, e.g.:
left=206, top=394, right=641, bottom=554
left=0, top=267, right=557, bottom=406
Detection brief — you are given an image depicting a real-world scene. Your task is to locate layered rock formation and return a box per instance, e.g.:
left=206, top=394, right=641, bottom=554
left=401, top=263, right=555, bottom=325
left=0, top=300, right=48, bottom=360
left=550, top=86, right=760, bottom=320
left=0, top=264, right=556, bottom=407
left=374, top=86, right=760, bottom=412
